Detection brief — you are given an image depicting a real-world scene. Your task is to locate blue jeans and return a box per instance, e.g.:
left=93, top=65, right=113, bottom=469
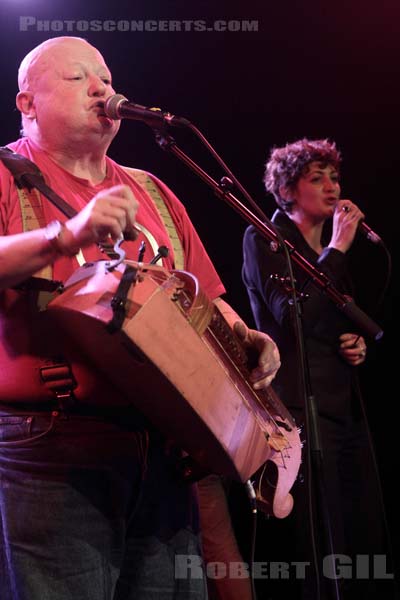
left=0, top=409, right=207, bottom=599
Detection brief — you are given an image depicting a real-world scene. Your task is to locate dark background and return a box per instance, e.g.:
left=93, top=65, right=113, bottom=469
left=0, top=0, right=398, bottom=587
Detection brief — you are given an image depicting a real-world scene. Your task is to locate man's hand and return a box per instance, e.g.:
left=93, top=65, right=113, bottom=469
left=234, top=321, right=281, bottom=390
left=213, top=298, right=281, bottom=391
left=62, top=184, right=139, bottom=254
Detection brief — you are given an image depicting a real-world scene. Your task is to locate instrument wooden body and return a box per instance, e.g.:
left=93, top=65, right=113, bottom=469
left=47, top=260, right=301, bottom=518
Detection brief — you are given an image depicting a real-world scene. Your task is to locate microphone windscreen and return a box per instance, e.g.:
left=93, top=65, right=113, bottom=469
left=104, top=94, right=128, bottom=120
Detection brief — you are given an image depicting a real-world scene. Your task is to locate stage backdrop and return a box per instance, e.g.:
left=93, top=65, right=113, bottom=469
left=0, top=0, right=398, bottom=577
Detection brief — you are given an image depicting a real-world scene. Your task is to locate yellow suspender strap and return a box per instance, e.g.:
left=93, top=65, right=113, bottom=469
left=16, top=186, right=54, bottom=281
left=16, top=167, right=184, bottom=276
left=122, top=167, right=185, bottom=270
left=16, top=185, right=85, bottom=276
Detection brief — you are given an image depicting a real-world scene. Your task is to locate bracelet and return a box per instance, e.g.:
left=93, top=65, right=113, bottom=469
left=44, top=220, right=79, bottom=257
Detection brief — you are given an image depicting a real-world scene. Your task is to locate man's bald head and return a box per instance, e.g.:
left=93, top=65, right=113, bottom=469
left=16, top=36, right=118, bottom=147
left=18, top=37, right=101, bottom=92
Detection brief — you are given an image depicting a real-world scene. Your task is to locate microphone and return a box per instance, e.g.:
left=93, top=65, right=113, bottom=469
left=359, top=221, right=382, bottom=245
left=103, top=94, right=190, bottom=128
left=341, top=206, right=382, bottom=244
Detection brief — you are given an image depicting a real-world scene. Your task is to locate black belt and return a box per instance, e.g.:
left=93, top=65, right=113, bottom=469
left=0, top=401, right=144, bottom=420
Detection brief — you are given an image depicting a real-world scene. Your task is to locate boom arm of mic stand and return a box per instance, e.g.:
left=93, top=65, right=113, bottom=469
left=154, top=130, right=383, bottom=341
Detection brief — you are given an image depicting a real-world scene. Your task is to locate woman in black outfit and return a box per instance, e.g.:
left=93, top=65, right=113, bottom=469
left=242, top=139, right=394, bottom=599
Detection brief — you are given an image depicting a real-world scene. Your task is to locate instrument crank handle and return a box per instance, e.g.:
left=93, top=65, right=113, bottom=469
left=105, top=233, right=126, bottom=271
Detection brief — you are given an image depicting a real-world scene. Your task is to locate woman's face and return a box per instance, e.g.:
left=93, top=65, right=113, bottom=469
left=291, top=161, right=340, bottom=222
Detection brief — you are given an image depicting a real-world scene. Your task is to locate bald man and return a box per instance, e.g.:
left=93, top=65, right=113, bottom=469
left=0, top=38, right=280, bottom=599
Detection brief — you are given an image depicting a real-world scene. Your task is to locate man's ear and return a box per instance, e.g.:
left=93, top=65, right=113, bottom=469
left=16, top=91, right=36, bottom=119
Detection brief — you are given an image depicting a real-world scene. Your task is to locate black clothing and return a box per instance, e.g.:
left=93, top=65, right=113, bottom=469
left=242, top=211, right=395, bottom=600
left=243, top=210, right=357, bottom=419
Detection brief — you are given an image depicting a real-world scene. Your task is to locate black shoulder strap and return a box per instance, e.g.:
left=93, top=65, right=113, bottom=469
left=0, top=146, right=119, bottom=261
left=0, top=146, right=77, bottom=218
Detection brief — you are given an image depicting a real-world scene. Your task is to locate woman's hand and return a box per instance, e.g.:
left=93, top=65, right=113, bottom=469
left=329, top=200, right=365, bottom=253
left=339, top=333, right=367, bottom=366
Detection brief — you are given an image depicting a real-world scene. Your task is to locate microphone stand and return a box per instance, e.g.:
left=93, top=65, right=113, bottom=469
left=150, top=126, right=383, bottom=600
left=153, top=128, right=383, bottom=340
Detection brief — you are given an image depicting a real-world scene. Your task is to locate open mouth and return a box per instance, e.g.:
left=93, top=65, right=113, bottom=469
left=92, top=101, right=107, bottom=117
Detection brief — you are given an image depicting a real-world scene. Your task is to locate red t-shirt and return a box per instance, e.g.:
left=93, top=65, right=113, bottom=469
left=0, top=138, right=225, bottom=404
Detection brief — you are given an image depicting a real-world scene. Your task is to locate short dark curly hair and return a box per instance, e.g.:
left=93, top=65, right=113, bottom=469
left=264, top=138, right=341, bottom=212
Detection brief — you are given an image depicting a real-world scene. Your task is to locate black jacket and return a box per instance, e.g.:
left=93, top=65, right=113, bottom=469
left=242, top=210, right=365, bottom=419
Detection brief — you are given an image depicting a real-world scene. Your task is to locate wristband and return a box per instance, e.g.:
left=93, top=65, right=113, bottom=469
left=44, top=220, right=78, bottom=257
